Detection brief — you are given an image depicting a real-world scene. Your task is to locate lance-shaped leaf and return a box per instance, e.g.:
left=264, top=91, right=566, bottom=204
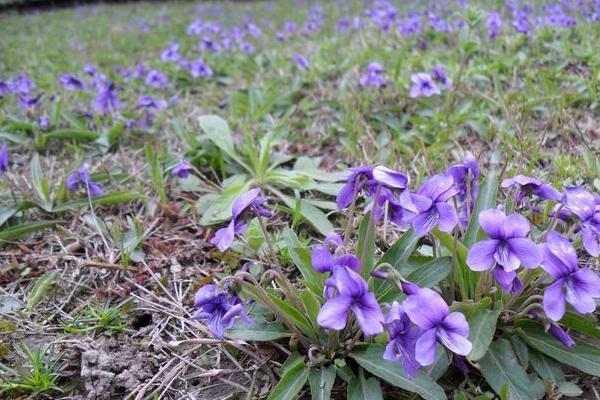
left=268, top=357, right=309, bottom=400
left=309, top=366, right=336, bottom=400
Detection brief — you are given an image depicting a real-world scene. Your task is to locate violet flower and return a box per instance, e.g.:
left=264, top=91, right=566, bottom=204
left=563, top=187, right=600, bottom=256
left=540, top=231, right=600, bottom=321
left=317, top=265, right=384, bottom=336
left=487, top=11, right=502, bottom=39
left=447, top=154, right=479, bottom=228
left=467, top=209, right=542, bottom=293
left=0, top=144, right=8, bottom=176
left=9, top=75, right=35, bottom=95
left=359, top=62, right=387, bottom=88
left=501, top=175, right=562, bottom=204
left=172, top=160, right=193, bottom=178
left=292, top=54, right=310, bottom=70
left=210, top=188, right=272, bottom=252
left=94, top=81, right=121, bottom=115
left=402, top=173, right=459, bottom=237
left=66, top=163, right=104, bottom=197
left=189, top=59, right=213, bottom=78
left=336, top=166, right=377, bottom=210
left=0, top=80, right=8, bottom=98
left=191, top=284, right=251, bottom=339
left=18, top=95, right=42, bottom=110
left=59, top=74, right=86, bottom=91
left=431, top=66, right=452, bottom=89
left=161, top=42, right=180, bottom=63
left=549, top=324, right=576, bottom=348
left=145, top=69, right=169, bottom=89
left=136, top=95, right=166, bottom=110
left=409, top=73, right=441, bottom=98
left=403, top=288, right=472, bottom=365
left=383, top=301, right=420, bottom=378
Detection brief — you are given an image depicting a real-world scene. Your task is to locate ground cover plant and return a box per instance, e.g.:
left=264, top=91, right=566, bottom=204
left=1, top=0, right=600, bottom=398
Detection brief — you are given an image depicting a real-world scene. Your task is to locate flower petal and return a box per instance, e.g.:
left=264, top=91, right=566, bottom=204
left=373, top=166, right=409, bottom=189
left=437, top=328, right=472, bottom=356
left=441, top=312, right=470, bottom=337
left=333, top=267, right=367, bottom=298
left=435, top=202, right=458, bottom=232
left=564, top=186, right=596, bottom=221
left=403, top=288, right=449, bottom=329
left=507, top=238, right=541, bottom=269
left=415, top=328, right=438, bottom=366
left=232, top=188, right=261, bottom=220
left=503, top=213, right=530, bottom=238
left=317, top=295, right=352, bottom=330
left=210, top=220, right=236, bottom=252
left=467, top=240, right=499, bottom=271
left=336, top=182, right=356, bottom=210
left=544, top=279, right=566, bottom=321
left=353, top=292, right=384, bottom=336
left=582, top=226, right=600, bottom=257
left=542, top=231, right=578, bottom=276
left=311, top=245, right=334, bottom=274
left=412, top=208, right=439, bottom=237
left=571, top=268, right=600, bottom=297
left=478, top=208, right=505, bottom=239
left=565, top=279, right=597, bottom=315
left=417, top=174, right=454, bottom=202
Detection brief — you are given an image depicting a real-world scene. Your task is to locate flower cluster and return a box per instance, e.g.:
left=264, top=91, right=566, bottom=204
left=66, top=163, right=104, bottom=197
left=191, top=284, right=251, bottom=339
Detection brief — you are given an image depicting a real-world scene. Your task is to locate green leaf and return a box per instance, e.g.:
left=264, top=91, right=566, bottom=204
left=267, top=292, right=315, bottom=338
left=559, top=311, right=600, bottom=339
left=463, top=150, right=500, bottom=247
left=27, top=270, right=59, bottom=311
left=225, top=317, right=291, bottom=341
left=467, top=298, right=503, bottom=361
left=30, top=153, right=51, bottom=209
left=347, top=375, right=383, bottom=400
left=529, top=350, right=564, bottom=383
left=0, top=220, right=62, bottom=241
left=425, top=346, right=450, bottom=380
left=299, top=289, right=321, bottom=331
left=309, top=366, right=336, bottom=400
left=517, top=325, right=600, bottom=377
left=356, top=213, right=375, bottom=279
left=268, top=357, right=309, bottom=400
left=45, top=128, right=98, bottom=142
left=349, top=344, right=447, bottom=400
left=198, top=175, right=252, bottom=225
left=432, top=229, right=476, bottom=299
left=282, top=228, right=325, bottom=295
left=377, top=228, right=419, bottom=269
left=198, top=115, right=247, bottom=168
left=557, top=382, right=583, bottom=397
left=53, top=191, right=139, bottom=212
left=277, top=193, right=333, bottom=236
left=479, top=339, right=540, bottom=400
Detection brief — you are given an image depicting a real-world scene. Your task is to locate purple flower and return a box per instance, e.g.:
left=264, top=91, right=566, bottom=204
left=191, top=284, right=251, bottom=339
left=0, top=80, right=9, bottom=98
left=66, top=163, right=104, bottom=197
left=487, top=11, right=502, bottom=39
left=18, top=94, right=42, bottom=110
left=136, top=95, right=166, bottom=110
left=467, top=209, right=542, bottom=293
left=383, top=302, right=420, bottom=378
left=447, top=154, right=479, bottom=228
left=409, top=73, right=441, bottom=98
left=210, top=188, right=272, bottom=252
left=501, top=175, right=562, bottom=204
left=359, top=62, right=387, bottom=88
left=59, top=74, right=86, bottom=91
left=431, top=66, right=452, bottom=89
left=94, top=81, right=121, bottom=115
left=292, top=54, right=310, bottom=70
left=172, top=160, right=193, bottom=178
left=540, top=231, right=600, bottom=321
left=403, top=174, right=459, bottom=237
left=83, top=65, right=97, bottom=76
left=563, top=187, right=600, bottom=256
left=145, top=69, right=169, bottom=89
left=187, top=19, right=204, bottom=35
left=336, top=166, right=377, bottom=210
left=404, top=288, right=472, bottom=365
left=133, top=64, right=147, bottom=80
left=283, top=21, right=297, bottom=33
left=310, top=233, right=349, bottom=273
left=199, top=36, right=220, bottom=52
left=0, top=144, right=9, bottom=176
left=549, top=324, right=576, bottom=348
left=9, top=75, right=35, bottom=95
left=161, top=42, right=180, bottom=63
left=39, top=116, right=50, bottom=131
left=189, top=59, right=213, bottom=78
left=317, top=266, right=384, bottom=336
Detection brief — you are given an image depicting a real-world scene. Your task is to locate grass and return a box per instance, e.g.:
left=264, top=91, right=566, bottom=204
left=1, top=0, right=600, bottom=398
